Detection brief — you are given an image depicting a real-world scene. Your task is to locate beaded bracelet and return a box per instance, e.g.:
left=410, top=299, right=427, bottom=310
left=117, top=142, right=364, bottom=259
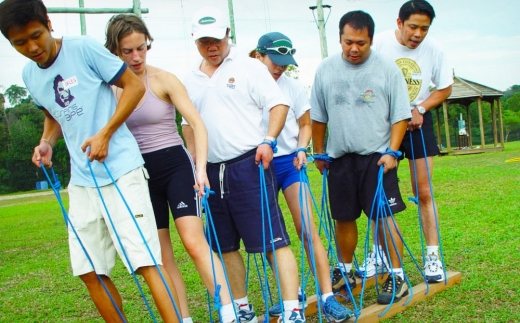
left=40, top=139, right=53, bottom=148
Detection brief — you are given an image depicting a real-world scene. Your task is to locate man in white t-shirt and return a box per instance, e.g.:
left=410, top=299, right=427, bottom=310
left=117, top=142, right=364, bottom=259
left=361, top=0, right=453, bottom=283
left=182, top=6, right=305, bottom=323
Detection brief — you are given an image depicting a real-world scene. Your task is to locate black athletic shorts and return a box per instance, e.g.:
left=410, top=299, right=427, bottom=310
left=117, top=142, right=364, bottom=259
left=142, top=145, right=201, bottom=229
left=400, top=111, right=440, bottom=159
left=328, top=152, right=406, bottom=222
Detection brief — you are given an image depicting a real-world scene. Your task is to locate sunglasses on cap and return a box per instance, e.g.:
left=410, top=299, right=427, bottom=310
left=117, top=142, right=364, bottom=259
left=265, top=46, right=297, bottom=55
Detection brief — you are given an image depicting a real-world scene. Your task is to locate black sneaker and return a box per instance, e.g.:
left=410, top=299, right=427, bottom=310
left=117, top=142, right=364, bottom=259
left=331, top=268, right=356, bottom=293
left=376, top=274, right=409, bottom=304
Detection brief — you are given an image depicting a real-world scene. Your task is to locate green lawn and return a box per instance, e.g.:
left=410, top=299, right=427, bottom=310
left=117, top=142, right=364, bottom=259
left=1, top=142, right=519, bottom=322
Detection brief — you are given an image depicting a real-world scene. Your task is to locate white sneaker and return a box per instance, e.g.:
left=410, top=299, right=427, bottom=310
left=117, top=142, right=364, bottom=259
left=425, top=254, right=444, bottom=283
left=356, top=251, right=388, bottom=278
left=236, top=303, right=258, bottom=323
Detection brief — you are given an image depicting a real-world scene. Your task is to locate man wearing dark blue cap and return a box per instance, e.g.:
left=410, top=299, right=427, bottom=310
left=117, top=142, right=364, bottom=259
left=182, top=6, right=305, bottom=323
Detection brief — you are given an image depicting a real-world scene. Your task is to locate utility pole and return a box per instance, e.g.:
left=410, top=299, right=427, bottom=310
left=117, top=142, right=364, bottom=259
left=228, top=0, right=237, bottom=44
left=309, top=1, right=331, bottom=59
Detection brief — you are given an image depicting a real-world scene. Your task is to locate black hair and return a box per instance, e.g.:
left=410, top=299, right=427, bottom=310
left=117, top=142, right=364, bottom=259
left=398, top=0, right=436, bottom=24
left=338, top=10, right=375, bottom=41
left=0, top=0, right=49, bottom=40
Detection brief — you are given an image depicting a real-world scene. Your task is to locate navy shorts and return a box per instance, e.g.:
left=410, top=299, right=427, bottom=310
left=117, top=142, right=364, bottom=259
left=142, top=145, right=201, bottom=229
left=273, top=153, right=300, bottom=192
left=400, top=111, right=440, bottom=159
left=328, top=153, right=406, bottom=222
left=206, top=149, right=291, bottom=253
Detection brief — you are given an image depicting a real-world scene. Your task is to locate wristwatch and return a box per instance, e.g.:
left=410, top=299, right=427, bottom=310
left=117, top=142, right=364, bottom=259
left=416, top=105, right=426, bottom=115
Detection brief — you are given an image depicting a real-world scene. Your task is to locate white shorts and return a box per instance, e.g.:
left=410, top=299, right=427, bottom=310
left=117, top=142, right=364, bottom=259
left=67, top=167, right=162, bottom=276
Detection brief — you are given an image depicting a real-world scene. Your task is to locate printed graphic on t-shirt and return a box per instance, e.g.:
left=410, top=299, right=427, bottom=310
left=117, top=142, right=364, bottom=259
left=363, top=90, right=374, bottom=102
left=395, top=58, right=421, bottom=102
left=52, top=74, right=84, bottom=121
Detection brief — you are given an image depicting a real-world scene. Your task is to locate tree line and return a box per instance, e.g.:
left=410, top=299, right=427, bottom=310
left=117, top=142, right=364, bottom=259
left=1, top=83, right=519, bottom=194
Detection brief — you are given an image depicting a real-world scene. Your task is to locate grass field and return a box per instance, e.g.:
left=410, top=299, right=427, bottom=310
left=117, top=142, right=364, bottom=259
left=1, top=142, right=519, bottom=323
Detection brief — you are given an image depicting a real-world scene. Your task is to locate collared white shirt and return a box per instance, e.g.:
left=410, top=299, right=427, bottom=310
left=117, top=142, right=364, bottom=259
left=184, top=46, right=289, bottom=163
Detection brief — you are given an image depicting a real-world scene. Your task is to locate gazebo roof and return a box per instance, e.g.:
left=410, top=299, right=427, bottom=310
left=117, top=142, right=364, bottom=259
left=448, top=76, right=503, bottom=100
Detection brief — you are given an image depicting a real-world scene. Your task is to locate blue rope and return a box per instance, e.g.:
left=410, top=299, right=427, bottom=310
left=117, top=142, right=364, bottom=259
left=368, top=165, right=427, bottom=317
left=410, top=129, right=448, bottom=285
left=315, top=168, right=361, bottom=319
left=200, top=187, right=240, bottom=322
left=100, top=163, right=183, bottom=319
left=297, top=165, right=323, bottom=322
left=313, top=153, right=332, bottom=163
left=40, top=164, right=128, bottom=323
left=408, top=132, right=429, bottom=290
left=295, top=147, right=307, bottom=155
left=260, top=140, right=278, bottom=153
left=87, top=162, right=159, bottom=322
left=258, top=165, right=284, bottom=321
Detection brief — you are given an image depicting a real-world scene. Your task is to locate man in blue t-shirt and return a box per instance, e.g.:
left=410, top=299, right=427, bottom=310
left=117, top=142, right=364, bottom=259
left=0, top=1, right=181, bottom=322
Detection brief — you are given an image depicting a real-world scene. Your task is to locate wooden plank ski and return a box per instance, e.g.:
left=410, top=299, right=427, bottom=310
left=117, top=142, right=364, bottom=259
left=258, top=271, right=461, bottom=322
left=259, top=272, right=389, bottom=322
left=351, top=271, right=462, bottom=322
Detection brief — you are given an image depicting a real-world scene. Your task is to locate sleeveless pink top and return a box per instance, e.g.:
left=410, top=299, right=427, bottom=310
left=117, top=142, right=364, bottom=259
left=125, top=73, right=184, bottom=154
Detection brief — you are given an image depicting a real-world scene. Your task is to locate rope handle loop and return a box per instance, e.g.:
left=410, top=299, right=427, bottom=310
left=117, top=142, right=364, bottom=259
left=382, top=147, right=402, bottom=159
left=295, top=147, right=307, bottom=154
left=195, top=186, right=215, bottom=204
left=260, top=140, right=278, bottom=153
left=313, top=153, right=332, bottom=163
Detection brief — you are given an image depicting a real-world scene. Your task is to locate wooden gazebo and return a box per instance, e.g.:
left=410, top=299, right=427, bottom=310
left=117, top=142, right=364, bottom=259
left=432, top=76, right=504, bottom=155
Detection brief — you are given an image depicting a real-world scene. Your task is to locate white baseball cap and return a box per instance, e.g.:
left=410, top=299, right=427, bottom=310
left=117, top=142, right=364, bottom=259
left=192, top=6, right=229, bottom=40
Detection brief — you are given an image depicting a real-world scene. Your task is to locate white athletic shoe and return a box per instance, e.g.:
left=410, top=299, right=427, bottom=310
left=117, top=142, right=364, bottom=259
left=425, top=254, right=444, bottom=283
left=356, top=251, right=388, bottom=278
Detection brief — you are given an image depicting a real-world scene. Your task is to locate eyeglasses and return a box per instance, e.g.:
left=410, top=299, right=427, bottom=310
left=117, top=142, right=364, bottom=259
left=196, top=36, right=228, bottom=47
left=265, top=46, right=296, bottom=55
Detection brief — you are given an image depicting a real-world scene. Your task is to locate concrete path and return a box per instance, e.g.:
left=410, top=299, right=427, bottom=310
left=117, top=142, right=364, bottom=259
left=0, top=189, right=67, bottom=201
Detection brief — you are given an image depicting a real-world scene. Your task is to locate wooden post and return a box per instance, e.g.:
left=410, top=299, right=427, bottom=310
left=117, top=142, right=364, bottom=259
left=477, top=98, right=485, bottom=149
left=133, top=0, right=142, bottom=17
left=435, top=107, right=443, bottom=151
left=491, top=99, right=498, bottom=146
left=79, top=0, right=86, bottom=35
left=466, top=105, right=473, bottom=148
left=498, top=98, right=505, bottom=146
left=442, top=101, right=451, bottom=152
left=47, top=2, right=149, bottom=33
left=228, top=0, right=237, bottom=44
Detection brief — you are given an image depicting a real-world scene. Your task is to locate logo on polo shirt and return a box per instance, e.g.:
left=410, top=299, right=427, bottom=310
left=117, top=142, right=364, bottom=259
left=226, top=76, right=236, bottom=89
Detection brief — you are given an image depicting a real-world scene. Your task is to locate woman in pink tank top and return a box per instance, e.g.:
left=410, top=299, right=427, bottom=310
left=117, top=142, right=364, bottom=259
left=105, top=14, right=236, bottom=323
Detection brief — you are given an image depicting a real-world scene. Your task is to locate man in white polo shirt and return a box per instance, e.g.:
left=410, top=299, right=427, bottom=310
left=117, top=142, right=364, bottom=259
left=182, top=6, right=305, bottom=323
